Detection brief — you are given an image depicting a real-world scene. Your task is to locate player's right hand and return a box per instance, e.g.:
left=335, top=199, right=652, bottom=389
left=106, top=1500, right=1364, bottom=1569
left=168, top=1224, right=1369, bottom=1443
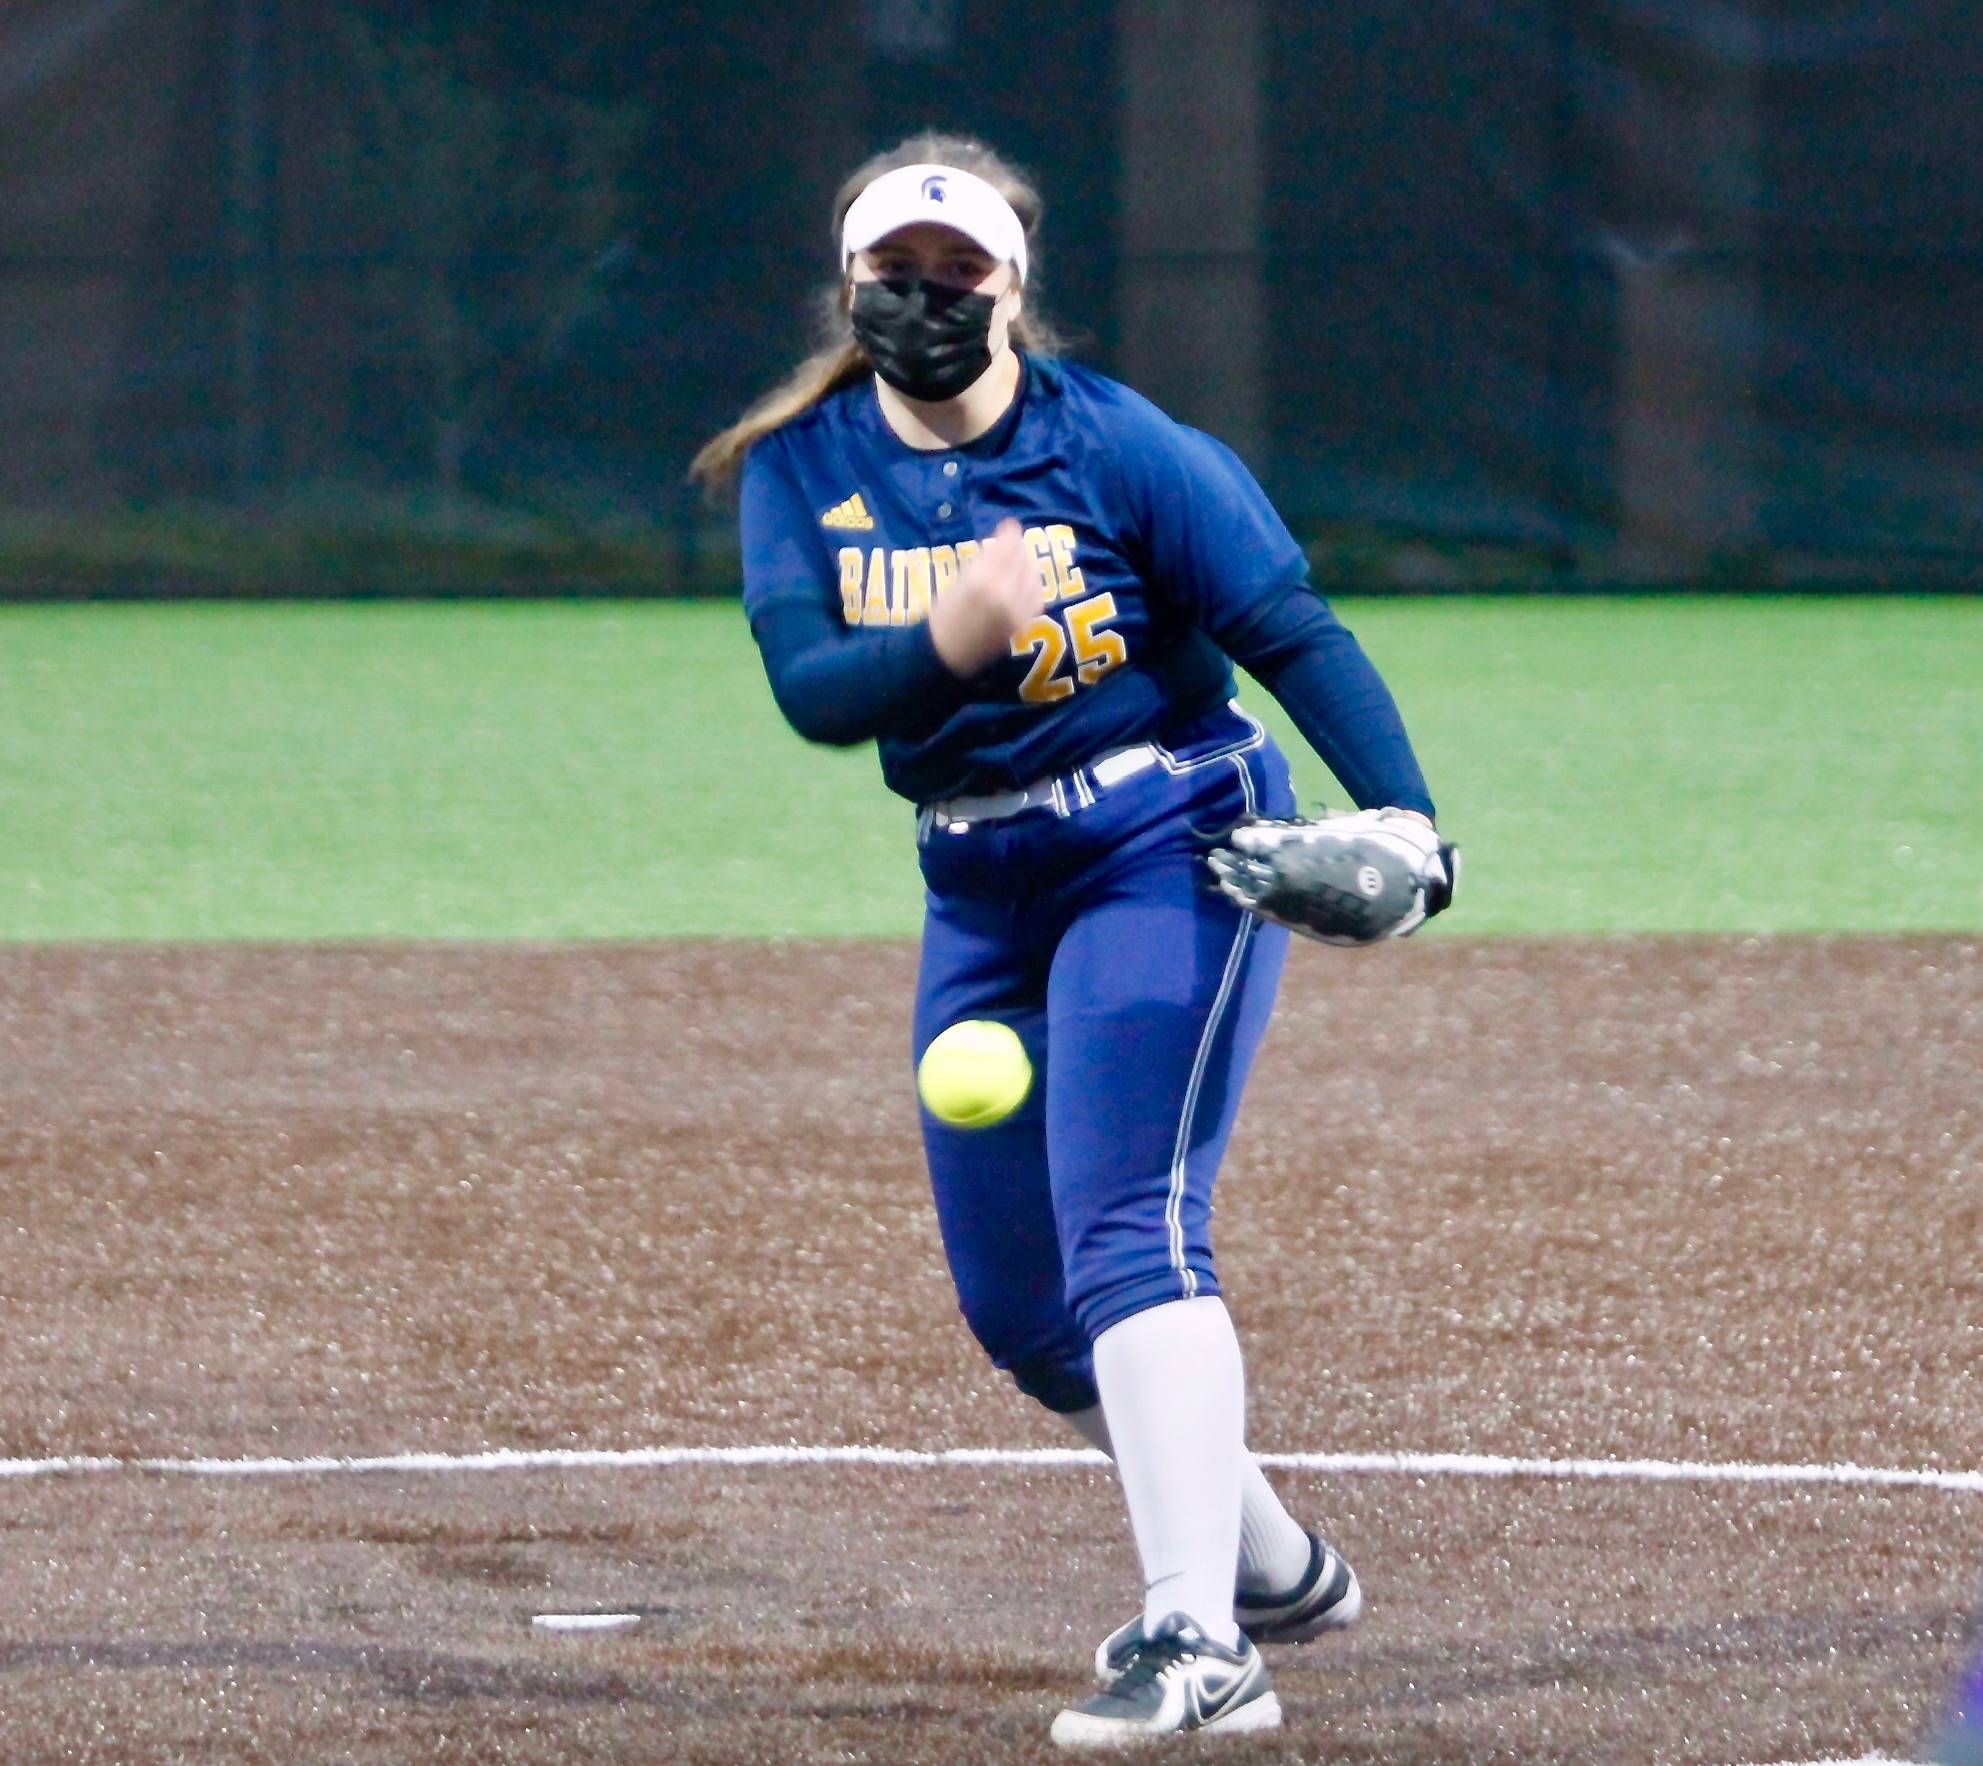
left=928, top=517, right=1041, bottom=677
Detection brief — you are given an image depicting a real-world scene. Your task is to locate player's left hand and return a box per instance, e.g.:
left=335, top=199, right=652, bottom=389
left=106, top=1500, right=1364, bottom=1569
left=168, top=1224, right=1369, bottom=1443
left=1206, top=807, right=1459, bottom=945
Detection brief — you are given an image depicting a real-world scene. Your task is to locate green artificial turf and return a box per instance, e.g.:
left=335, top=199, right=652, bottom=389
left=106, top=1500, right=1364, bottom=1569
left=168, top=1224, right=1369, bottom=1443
left=0, top=597, right=1975, bottom=938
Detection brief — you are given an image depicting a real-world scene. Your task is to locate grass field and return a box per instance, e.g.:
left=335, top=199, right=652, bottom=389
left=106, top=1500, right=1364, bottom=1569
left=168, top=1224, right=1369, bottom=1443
left=0, top=596, right=1976, bottom=939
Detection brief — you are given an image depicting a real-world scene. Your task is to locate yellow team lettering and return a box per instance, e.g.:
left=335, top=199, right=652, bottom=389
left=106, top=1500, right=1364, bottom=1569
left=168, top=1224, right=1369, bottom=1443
left=1067, top=591, right=1127, bottom=685
left=838, top=548, right=864, bottom=625
left=892, top=547, right=931, bottom=625
left=1013, top=615, right=1075, bottom=703
left=1018, top=524, right=1087, bottom=602
left=1023, top=527, right=1057, bottom=603
left=844, top=544, right=950, bottom=627
left=840, top=537, right=1113, bottom=705
left=930, top=544, right=958, bottom=605
left=862, top=548, right=890, bottom=626
left=1012, top=589, right=1127, bottom=700
left=1048, top=524, right=1086, bottom=600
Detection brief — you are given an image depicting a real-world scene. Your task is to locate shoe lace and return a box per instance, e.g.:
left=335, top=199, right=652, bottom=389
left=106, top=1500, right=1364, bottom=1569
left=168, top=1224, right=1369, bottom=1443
left=1112, top=1631, right=1197, bottom=1691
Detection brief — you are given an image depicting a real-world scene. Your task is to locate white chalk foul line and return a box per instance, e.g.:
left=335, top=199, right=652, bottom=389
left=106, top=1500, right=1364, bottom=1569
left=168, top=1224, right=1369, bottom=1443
left=1, top=1442, right=1980, bottom=1493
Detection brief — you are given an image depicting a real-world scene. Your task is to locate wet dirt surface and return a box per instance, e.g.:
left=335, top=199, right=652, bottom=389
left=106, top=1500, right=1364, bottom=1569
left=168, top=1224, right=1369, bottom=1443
left=0, top=938, right=1978, bottom=1762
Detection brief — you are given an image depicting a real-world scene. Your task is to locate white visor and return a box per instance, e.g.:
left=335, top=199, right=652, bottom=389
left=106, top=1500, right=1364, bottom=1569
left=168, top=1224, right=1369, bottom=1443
left=840, top=163, right=1027, bottom=284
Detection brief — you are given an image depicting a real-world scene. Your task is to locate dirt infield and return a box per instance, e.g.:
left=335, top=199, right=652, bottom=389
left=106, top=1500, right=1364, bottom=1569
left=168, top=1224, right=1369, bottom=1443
left=1, top=937, right=1978, bottom=1763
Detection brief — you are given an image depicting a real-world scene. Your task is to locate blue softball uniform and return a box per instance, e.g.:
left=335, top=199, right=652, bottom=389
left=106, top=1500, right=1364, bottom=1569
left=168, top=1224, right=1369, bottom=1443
left=740, top=355, right=1434, bottom=1412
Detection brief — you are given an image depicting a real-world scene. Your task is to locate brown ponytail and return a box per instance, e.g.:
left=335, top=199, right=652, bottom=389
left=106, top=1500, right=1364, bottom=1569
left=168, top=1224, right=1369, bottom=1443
left=688, top=131, right=1066, bottom=492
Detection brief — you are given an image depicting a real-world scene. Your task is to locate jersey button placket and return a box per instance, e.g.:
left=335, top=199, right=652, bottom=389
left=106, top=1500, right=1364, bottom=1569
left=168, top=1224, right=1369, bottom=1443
left=930, top=460, right=969, bottom=538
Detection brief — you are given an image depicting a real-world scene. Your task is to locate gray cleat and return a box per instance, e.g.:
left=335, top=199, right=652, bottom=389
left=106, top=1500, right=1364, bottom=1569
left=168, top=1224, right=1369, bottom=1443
left=1053, top=1612, right=1281, bottom=1748
left=1093, top=1533, right=1362, bottom=1683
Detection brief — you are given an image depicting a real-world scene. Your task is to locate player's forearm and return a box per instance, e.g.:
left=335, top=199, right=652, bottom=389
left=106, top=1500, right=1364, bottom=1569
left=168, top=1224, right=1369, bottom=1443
left=1266, top=649, right=1435, bottom=818
left=1219, top=588, right=1435, bottom=819
left=750, top=602, right=965, bottom=746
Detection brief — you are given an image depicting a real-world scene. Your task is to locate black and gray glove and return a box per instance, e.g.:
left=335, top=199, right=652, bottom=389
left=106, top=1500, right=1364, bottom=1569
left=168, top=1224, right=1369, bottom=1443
left=1206, top=808, right=1459, bottom=946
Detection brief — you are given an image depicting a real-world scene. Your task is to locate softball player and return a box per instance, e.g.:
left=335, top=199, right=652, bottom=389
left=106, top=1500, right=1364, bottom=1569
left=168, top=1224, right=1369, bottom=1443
left=694, top=132, right=1443, bottom=1746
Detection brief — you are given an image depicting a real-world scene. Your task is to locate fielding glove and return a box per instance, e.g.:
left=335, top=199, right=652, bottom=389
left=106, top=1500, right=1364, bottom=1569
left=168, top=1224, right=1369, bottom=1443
left=1206, top=808, right=1458, bottom=946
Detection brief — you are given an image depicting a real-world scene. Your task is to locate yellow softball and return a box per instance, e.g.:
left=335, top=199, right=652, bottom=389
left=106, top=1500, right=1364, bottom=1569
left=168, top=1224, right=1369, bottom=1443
left=916, top=1019, right=1033, bottom=1129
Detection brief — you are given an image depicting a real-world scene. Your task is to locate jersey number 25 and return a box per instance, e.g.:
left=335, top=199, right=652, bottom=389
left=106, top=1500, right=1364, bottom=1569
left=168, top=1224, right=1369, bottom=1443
left=1012, top=592, right=1127, bottom=705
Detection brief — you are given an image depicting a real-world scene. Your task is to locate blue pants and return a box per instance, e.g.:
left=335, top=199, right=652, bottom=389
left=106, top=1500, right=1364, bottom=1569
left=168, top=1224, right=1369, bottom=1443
left=913, top=705, right=1296, bottom=1415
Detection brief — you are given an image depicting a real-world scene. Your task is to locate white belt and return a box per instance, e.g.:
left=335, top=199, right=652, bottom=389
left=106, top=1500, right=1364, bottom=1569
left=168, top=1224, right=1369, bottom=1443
left=924, top=743, right=1160, bottom=832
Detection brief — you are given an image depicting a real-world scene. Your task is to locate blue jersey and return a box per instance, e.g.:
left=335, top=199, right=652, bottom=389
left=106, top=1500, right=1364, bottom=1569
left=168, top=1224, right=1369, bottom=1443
left=738, top=352, right=1440, bottom=1455
left=740, top=354, right=1433, bottom=816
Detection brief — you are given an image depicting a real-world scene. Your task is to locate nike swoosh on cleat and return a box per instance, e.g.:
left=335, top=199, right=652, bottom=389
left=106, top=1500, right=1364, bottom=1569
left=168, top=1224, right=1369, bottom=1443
left=1181, top=1662, right=1249, bottom=1727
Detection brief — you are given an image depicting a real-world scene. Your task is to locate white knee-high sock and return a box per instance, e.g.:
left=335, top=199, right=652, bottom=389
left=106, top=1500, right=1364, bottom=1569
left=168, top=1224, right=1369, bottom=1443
left=1090, top=1296, right=1249, bottom=1649
left=1235, top=1460, right=1315, bottom=1596
left=1064, top=1404, right=1311, bottom=1596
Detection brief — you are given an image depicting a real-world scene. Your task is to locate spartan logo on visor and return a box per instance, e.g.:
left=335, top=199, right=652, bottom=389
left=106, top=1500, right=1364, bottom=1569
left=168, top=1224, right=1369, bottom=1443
left=921, top=174, right=948, bottom=202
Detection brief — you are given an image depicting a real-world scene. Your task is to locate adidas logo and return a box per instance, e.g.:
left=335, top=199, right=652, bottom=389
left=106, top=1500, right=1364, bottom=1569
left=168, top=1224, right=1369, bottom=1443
left=820, top=492, right=875, bottom=530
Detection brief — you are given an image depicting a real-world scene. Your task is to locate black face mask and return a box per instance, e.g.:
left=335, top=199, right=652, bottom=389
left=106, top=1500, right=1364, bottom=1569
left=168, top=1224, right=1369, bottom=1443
left=849, top=277, right=1000, bottom=403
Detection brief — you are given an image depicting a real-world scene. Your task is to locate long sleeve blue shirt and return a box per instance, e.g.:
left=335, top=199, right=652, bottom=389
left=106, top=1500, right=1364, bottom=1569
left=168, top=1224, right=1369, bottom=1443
left=740, top=355, right=1434, bottom=819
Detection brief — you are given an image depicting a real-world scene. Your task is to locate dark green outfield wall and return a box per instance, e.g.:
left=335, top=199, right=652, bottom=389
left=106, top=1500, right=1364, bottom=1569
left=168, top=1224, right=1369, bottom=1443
left=4, top=1, right=1980, bottom=598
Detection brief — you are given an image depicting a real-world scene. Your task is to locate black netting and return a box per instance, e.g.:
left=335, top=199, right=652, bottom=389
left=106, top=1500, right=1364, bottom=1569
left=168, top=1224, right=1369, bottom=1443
left=2, top=0, right=1975, bottom=593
